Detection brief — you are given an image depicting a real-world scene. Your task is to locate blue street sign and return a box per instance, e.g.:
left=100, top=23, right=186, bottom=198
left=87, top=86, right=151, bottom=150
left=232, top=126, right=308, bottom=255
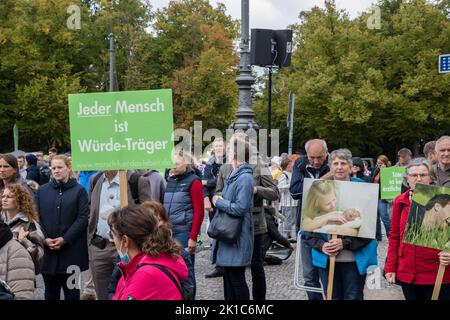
left=439, top=54, right=450, bottom=73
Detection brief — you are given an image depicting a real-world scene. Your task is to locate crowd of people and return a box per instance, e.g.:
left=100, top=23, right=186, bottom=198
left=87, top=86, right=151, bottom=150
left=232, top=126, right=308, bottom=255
left=0, top=134, right=449, bottom=300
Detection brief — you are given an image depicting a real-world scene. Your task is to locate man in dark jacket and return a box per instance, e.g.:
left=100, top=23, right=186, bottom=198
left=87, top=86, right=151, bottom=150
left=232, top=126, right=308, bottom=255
left=215, top=150, right=279, bottom=300
left=203, top=137, right=226, bottom=278
left=25, top=154, right=40, bottom=184
left=289, top=138, right=330, bottom=300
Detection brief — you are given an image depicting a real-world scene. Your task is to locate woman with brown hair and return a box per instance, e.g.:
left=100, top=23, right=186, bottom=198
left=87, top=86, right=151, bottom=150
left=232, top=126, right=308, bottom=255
left=109, top=204, right=188, bottom=300
left=1, top=184, right=44, bottom=273
left=142, top=200, right=195, bottom=298
left=37, top=154, right=89, bottom=300
left=0, top=154, right=35, bottom=202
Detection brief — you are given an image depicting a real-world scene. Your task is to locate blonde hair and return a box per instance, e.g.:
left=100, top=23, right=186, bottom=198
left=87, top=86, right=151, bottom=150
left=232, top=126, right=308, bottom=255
left=50, top=154, right=75, bottom=179
left=173, top=148, right=197, bottom=170
left=304, top=180, right=337, bottom=219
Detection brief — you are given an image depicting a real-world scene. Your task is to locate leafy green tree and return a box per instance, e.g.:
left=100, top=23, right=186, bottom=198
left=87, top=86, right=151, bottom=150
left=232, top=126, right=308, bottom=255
left=145, top=0, right=239, bottom=131
left=0, top=0, right=239, bottom=151
left=256, top=0, right=450, bottom=159
left=0, top=0, right=95, bottom=149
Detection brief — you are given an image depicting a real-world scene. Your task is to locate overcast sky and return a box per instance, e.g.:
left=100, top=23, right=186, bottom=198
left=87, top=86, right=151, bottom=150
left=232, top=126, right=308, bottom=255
left=150, top=0, right=377, bottom=29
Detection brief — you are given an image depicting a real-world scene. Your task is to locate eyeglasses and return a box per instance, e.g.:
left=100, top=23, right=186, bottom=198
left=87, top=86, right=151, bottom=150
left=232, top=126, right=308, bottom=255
left=1, top=194, right=13, bottom=199
left=407, top=173, right=429, bottom=179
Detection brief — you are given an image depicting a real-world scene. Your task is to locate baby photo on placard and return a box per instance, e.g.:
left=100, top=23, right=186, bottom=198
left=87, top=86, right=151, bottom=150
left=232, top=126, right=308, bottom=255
left=300, top=178, right=378, bottom=239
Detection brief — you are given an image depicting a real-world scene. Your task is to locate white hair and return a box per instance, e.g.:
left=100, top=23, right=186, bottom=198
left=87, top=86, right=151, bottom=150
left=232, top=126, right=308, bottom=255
left=435, top=136, right=450, bottom=152
left=329, top=148, right=353, bottom=167
left=305, top=139, right=328, bottom=153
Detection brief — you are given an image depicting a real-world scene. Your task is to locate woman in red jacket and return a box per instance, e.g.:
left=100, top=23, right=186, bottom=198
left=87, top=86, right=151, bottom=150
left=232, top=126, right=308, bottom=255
left=385, top=158, right=450, bottom=300
left=109, top=205, right=188, bottom=300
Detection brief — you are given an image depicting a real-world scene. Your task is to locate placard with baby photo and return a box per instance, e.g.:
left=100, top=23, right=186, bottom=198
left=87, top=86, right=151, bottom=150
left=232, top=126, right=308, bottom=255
left=300, top=178, right=379, bottom=239
left=403, top=183, right=450, bottom=251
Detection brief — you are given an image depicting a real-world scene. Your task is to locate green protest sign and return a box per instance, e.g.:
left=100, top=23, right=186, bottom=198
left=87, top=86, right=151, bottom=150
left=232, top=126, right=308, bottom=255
left=68, top=89, right=174, bottom=171
left=380, top=167, right=405, bottom=199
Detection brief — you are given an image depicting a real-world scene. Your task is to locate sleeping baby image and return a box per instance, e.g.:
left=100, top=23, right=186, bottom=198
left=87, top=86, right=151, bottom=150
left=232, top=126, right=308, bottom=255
left=313, top=207, right=362, bottom=236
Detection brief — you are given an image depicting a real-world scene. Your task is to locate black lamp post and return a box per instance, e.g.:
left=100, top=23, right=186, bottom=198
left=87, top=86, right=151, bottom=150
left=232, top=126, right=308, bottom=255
left=229, top=0, right=259, bottom=131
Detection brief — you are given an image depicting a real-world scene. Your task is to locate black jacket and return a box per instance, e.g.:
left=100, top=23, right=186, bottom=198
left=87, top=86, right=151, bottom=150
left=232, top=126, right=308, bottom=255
left=264, top=207, right=291, bottom=249
left=37, top=178, right=89, bottom=275
left=26, top=165, right=40, bottom=184
left=289, top=157, right=330, bottom=228
left=202, top=155, right=226, bottom=201
left=304, top=231, right=371, bottom=252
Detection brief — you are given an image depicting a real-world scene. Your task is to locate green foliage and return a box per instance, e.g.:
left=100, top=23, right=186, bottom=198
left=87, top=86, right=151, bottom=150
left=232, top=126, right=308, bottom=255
left=413, top=183, right=450, bottom=206
left=0, top=0, right=238, bottom=152
left=0, top=0, right=94, bottom=149
left=147, top=0, right=239, bottom=131
left=15, top=75, right=84, bottom=147
left=255, top=0, right=450, bottom=158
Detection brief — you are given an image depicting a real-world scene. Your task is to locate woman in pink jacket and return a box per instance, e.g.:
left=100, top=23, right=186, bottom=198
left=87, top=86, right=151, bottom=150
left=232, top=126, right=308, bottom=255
left=108, top=205, right=188, bottom=300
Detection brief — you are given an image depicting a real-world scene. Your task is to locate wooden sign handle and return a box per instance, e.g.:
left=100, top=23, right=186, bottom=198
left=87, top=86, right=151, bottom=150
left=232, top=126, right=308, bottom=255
left=326, top=233, right=338, bottom=300
left=432, top=263, right=446, bottom=300
left=119, top=170, right=128, bottom=208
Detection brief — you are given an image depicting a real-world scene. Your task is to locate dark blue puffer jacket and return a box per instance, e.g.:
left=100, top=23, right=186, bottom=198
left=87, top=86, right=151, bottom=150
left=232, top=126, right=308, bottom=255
left=163, top=169, right=199, bottom=235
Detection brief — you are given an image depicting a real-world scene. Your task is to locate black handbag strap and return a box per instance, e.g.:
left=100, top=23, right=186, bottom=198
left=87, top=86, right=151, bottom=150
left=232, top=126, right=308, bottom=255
left=136, top=263, right=183, bottom=298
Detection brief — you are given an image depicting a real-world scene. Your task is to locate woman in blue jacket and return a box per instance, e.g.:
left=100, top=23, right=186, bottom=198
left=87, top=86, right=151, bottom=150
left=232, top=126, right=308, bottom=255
left=37, top=155, right=89, bottom=300
left=304, top=149, right=377, bottom=300
left=212, top=133, right=254, bottom=300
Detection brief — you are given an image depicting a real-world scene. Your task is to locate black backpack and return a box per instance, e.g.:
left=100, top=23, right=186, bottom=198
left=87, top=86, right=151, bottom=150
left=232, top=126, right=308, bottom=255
left=38, top=166, right=51, bottom=185
left=127, top=172, right=141, bottom=204
left=136, top=262, right=194, bottom=300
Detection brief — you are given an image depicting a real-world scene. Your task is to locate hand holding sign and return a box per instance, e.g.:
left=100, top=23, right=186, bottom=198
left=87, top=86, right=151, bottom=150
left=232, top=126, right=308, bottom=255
left=438, top=252, right=450, bottom=267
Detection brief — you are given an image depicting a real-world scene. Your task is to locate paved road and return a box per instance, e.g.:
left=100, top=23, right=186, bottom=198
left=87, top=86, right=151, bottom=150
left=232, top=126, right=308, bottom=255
left=193, top=227, right=404, bottom=300
left=35, top=219, right=404, bottom=300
